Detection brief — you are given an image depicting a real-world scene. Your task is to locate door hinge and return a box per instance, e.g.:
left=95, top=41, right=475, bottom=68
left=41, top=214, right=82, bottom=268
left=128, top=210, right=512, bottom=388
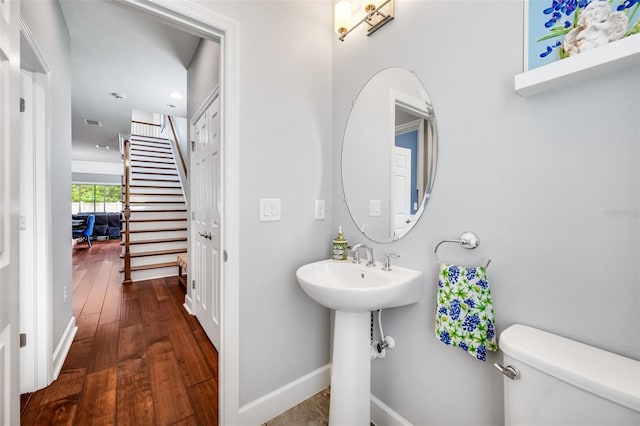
left=190, top=140, right=195, bottom=151
left=20, top=98, right=25, bottom=113
left=20, top=333, right=27, bottom=348
left=223, top=250, right=228, bottom=262
left=192, top=279, right=196, bottom=289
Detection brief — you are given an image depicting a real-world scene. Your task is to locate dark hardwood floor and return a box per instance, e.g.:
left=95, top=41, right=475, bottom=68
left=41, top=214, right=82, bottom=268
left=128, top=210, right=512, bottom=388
left=21, top=239, right=218, bottom=425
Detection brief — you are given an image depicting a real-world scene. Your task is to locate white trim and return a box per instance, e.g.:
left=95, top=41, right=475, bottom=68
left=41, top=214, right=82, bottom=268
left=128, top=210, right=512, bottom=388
left=182, top=297, right=194, bottom=315
left=71, top=160, right=123, bottom=176
left=120, top=2, right=240, bottom=424
left=371, top=393, right=413, bottom=426
left=191, top=84, right=220, bottom=125
left=19, top=17, right=55, bottom=393
left=238, top=364, right=331, bottom=425
left=51, top=316, right=77, bottom=381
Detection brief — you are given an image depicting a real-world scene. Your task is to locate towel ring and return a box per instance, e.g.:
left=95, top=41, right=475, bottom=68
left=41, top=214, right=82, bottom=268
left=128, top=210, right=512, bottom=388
left=434, top=232, right=491, bottom=268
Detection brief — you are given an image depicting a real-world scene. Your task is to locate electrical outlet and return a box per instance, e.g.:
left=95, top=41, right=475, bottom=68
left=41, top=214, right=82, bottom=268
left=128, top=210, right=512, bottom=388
left=314, top=200, right=325, bottom=220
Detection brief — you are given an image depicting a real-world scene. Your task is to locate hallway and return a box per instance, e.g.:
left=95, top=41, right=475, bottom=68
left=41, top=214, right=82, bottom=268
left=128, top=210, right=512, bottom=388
left=21, top=240, right=218, bottom=425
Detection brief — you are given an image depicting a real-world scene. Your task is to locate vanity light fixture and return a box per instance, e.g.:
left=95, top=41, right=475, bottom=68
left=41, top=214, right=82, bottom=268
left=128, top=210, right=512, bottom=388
left=335, top=0, right=394, bottom=41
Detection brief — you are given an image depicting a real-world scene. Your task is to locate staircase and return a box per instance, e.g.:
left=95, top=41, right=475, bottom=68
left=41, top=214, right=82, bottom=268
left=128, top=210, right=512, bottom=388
left=121, top=127, right=187, bottom=283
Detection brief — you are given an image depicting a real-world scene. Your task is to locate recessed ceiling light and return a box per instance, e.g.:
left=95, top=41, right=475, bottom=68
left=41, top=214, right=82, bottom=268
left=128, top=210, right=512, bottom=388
left=169, top=92, right=183, bottom=99
left=83, top=119, right=103, bottom=127
left=110, top=92, right=126, bottom=99
left=167, top=104, right=176, bottom=108
left=95, top=144, right=110, bottom=150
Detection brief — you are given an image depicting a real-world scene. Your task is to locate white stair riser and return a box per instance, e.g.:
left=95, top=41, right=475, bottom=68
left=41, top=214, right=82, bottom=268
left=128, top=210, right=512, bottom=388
left=130, top=173, right=179, bottom=181
left=130, top=160, right=176, bottom=169
left=128, top=180, right=182, bottom=190
left=129, top=194, right=184, bottom=203
left=130, top=141, right=171, bottom=149
left=126, top=241, right=187, bottom=254
left=130, top=151, right=173, bottom=159
left=131, top=165, right=176, bottom=173
left=131, top=253, right=182, bottom=268
left=128, top=187, right=183, bottom=195
left=129, top=203, right=186, bottom=211
left=129, top=229, right=187, bottom=241
left=130, top=210, right=187, bottom=220
left=124, top=266, right=179, bottom=282
left=129, top=220, right=187, bottom=231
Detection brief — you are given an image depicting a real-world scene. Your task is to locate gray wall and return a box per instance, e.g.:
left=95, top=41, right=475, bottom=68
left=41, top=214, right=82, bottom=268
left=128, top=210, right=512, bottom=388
left=187, top=38, right=220, bottom=122
left=196, top=1, right=333, bottom=406
left=332, top=1, right=639, bottom=425
left=21, top=0, right=73, bottom=353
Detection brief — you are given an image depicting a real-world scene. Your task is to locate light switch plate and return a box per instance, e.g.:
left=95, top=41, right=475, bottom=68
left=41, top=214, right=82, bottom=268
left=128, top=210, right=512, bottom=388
left=369, top=200, right=381, bottom=217
left=260, top=199, right=281, bottom=221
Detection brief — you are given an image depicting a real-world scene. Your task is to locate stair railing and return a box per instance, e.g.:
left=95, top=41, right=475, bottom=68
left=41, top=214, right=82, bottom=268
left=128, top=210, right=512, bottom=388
left=167, top=115, right=188, bottom=178
left=123, top=139, right=132, bottom=285
left=131, top=120, right=161, bottom=138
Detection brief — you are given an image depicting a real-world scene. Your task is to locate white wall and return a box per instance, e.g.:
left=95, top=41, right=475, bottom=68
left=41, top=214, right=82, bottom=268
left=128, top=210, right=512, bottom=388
left=194, top=0, right=334, bottom=407
left=332, top=1, right=639, bottom=425
left=21, top=0, right=74, bottom=354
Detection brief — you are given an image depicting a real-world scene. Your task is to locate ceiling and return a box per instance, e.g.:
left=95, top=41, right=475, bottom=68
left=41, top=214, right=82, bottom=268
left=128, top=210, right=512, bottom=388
left=59, top=0, right=202, bottom=163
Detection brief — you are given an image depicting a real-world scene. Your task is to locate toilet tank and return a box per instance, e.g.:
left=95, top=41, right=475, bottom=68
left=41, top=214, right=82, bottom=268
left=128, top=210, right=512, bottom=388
left=499, top=324, right=640, bottom=426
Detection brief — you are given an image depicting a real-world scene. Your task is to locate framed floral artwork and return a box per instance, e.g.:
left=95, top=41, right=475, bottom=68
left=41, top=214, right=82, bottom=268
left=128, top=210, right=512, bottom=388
left=526, top=0, right=640, bottom=70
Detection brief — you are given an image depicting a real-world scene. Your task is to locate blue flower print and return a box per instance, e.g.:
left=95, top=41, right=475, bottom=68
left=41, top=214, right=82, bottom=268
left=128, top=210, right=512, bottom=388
left=466, top=268, right=477, bottom=281
left=449, top=299, right=461, bottom=320
left=447, top=266, right=460, bottom=283
left=438, top=279, right=444, bottom=288
left=459, top=341, right=469, bottom=351
left=439, top=331, right=451, bottom=345
left=464, top=298, right=475, bottom=308
left=462, top=314, right=481, bottom=332
left=487, top=319, right=495, bottom=340
left=477, top=279, right=488, bottom=289
left=476, top=345, right=487, bottom=361
left=438, top=306, right=448, bottom=315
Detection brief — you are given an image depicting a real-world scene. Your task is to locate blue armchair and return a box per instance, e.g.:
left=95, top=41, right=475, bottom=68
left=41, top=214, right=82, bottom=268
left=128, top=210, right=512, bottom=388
left=73, top=214, right=95, bottom=247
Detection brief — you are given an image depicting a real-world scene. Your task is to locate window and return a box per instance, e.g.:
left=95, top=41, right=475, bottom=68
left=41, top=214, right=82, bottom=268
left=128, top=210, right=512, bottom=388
left=71, top=184, right=122, bottom=214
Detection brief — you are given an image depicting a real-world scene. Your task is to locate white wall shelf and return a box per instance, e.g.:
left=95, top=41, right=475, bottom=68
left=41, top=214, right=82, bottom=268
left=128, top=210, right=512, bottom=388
left=515, top=35, right=640, bottom=97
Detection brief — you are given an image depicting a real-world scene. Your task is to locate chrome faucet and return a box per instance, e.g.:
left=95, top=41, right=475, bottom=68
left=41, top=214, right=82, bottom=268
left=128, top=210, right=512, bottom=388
left=351, top=242, right=376, bottom=267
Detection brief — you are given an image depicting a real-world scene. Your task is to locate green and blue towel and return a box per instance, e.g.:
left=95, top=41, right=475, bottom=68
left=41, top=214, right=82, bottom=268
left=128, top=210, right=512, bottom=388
left=435, top=263, right=497, bottom=361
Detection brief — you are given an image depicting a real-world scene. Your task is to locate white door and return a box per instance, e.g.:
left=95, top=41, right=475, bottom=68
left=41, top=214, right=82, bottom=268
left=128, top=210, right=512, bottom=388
left=191, top=92, right=221, bottom=350
left=0, top=0, right=22, bottom=422
left=392, top=146, right=412, bottom=238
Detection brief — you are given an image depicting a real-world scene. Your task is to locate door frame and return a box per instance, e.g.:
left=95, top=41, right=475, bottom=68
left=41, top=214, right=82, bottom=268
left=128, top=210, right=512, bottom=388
left=19, top=17, right=54, bottom=393
left=121, top=1, right=240, bottom=423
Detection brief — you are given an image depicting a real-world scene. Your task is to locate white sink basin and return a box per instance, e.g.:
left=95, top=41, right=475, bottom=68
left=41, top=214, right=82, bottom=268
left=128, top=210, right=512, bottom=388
left=296, top=259, right=424, bottom=313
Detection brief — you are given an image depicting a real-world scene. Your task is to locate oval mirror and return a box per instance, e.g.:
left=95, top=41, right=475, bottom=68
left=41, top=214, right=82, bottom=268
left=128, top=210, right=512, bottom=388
left=342, top=68, right=437, bottom=243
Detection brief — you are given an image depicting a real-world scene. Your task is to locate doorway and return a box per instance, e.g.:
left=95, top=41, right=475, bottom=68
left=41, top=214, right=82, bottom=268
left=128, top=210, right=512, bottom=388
left=99, top=1, right=241, bottom=423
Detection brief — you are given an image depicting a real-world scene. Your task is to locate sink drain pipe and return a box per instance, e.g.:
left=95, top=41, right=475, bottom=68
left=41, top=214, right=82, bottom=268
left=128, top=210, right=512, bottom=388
left=370, top=309, right=395, bottom=359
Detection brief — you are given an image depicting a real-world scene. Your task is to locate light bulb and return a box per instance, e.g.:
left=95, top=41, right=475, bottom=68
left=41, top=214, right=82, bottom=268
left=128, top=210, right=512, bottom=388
left=335, top=0, right=351, bottom=36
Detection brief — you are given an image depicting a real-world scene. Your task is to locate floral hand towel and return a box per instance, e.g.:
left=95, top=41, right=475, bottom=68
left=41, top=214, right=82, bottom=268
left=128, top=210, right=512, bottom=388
left=435, top=263, right=497, bottom=361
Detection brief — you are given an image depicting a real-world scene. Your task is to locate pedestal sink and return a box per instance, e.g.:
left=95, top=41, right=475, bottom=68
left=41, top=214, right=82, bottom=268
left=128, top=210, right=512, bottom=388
left=296, top=259, right=424, bottom=426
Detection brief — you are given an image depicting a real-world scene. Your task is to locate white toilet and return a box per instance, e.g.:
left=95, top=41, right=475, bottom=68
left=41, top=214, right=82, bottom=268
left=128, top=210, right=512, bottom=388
left=499, top=324, right=640, bottom=426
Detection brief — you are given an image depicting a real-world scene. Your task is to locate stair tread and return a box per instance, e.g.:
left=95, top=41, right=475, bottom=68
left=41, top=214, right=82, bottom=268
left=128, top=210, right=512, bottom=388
left=129, top=201, right=185, bottom=204
left=130, top=140, right=171, bottom=147
left=121, top=236, right=187, bottom=245
left=131, top=178, right=181, bottom=183
left=127, top=192, right=183, bottom=196
left=126, top=184, right=182, bottom=189
left=131, top=159, right=175, bottom=165
left=120, top=261, right=178, bottom=273
left=131, top=148, right=173, bottom=155
left=124, top=218, right=186, bottom=223
left=121, top=248, right=187, bottom=259
left=129, top=227, right=187, bottom=233
left=127, top=209, right=187, bottom=212
left=132, top=171, right=178, bottom=176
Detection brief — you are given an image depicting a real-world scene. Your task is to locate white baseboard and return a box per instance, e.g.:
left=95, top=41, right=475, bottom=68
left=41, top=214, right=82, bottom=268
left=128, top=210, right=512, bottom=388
left=183, top=294, right=194, bottom=315
left=371, top=393, right=412, bottom=426
left=51, top=316, right=77, bottom=381
left=238, top=363, right=331, bottom=425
